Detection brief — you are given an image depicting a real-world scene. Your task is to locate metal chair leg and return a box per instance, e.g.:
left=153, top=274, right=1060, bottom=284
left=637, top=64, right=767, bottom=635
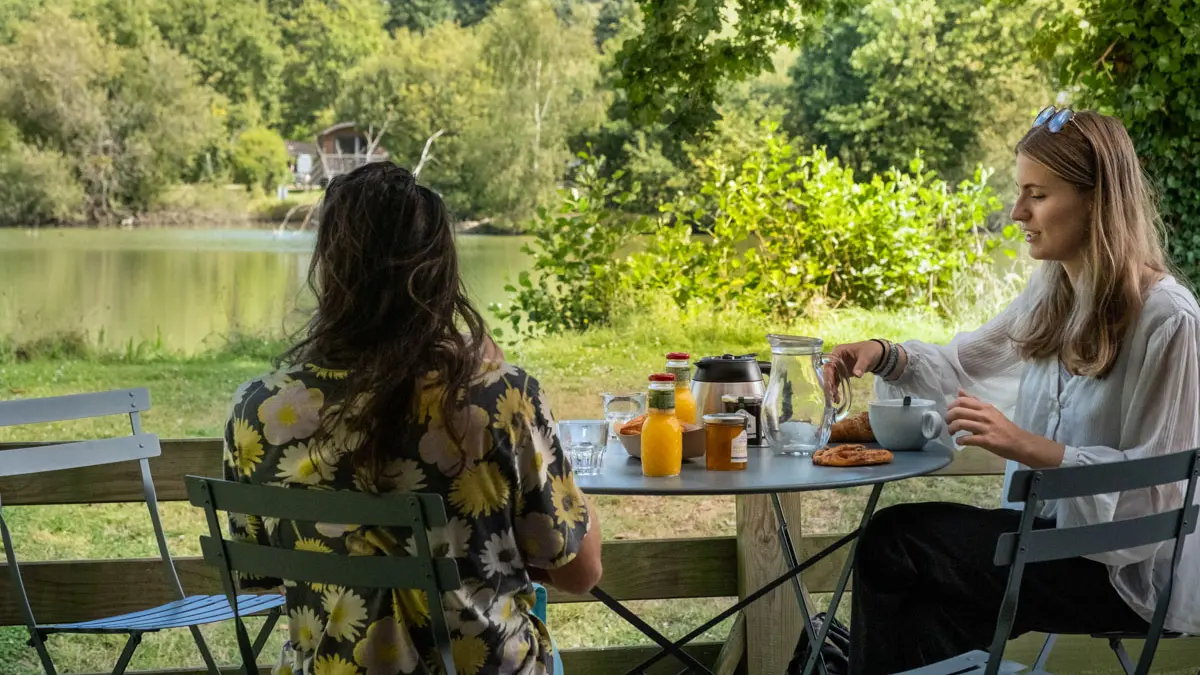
left=1032, top=633, right=1056, bottom=671
left=1109, top=637, right=1135, bottom=675
left=24, top=629, right=58, bottom=675
left=111, top=632, right=143, bottom=675
left=253, top=608, right=282, bottom=656
left=187, top=623, right=223, bottom=675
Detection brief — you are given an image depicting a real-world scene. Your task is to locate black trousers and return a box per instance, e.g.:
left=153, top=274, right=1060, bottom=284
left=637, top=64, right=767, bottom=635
left=849, top=502, right=1148, bottom=675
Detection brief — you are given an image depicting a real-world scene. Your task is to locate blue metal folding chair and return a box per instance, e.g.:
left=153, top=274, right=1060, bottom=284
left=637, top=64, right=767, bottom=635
left=0, top=388, right=284, bottom=675
left=893, top=448, right=1200, bottom=675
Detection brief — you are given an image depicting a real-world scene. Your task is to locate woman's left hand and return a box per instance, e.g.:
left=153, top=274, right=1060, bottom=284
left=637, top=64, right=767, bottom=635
left=946, top=389, right=1064, bottom=468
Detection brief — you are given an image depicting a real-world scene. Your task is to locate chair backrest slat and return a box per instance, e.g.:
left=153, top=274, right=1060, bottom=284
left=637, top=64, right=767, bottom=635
left=0, top=388, right=150, bottom=427
left=1007, top=450, right=1198, bottom=503
left=995, top=504, right=1200, bottom=565
left=184, top=476, right=448, bottom=527
left=200, top=537, right=462, bottom=591
left=0, top=435, right=160, bottom=478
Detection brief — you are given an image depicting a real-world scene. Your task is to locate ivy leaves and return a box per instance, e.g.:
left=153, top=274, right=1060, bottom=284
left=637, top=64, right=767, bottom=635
left=1036, top=0, right=1200, bottom=281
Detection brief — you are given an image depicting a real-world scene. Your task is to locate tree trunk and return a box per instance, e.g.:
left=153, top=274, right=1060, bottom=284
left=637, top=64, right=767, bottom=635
left=414, top=129, right=446, bottom=177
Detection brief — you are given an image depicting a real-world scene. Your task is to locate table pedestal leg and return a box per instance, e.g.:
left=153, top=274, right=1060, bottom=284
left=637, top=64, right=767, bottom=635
left=737, top=492, right=809, bottom=675
left=770, top=492, right=829, bottom=675
left=796, top=483, right=884, bottom=675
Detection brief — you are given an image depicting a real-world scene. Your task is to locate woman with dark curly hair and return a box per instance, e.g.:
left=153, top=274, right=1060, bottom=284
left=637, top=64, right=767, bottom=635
left=223, top=162, right=601, bottom=675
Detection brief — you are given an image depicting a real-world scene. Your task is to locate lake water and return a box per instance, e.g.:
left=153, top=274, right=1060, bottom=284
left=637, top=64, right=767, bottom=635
left=0, top=228, right=531, bottom=353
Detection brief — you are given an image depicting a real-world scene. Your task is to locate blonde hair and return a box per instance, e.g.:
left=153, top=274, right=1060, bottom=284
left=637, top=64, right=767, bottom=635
left=1011, top=110, right=1170, bottom=377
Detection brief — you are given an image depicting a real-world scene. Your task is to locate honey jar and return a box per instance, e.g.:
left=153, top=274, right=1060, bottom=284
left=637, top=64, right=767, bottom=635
left=703, top=413, right=748, bottom=471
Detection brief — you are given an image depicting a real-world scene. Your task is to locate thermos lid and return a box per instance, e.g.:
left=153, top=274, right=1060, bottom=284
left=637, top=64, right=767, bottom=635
left=693, top=354, right=764, bottom=383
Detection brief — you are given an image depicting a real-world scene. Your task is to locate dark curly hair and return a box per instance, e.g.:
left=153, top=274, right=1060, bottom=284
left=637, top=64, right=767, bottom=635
left=281, top=161, right=486, bottom=479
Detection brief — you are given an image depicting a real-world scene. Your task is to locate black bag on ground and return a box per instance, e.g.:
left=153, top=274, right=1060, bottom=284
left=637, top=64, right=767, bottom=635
left=787, top=612, right=850, bottom=675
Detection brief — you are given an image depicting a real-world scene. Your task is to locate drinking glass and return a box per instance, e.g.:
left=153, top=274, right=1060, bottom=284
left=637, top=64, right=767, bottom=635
left=557, top=420, right=608, bottom=476
left=602, top=392, right=646, bottom=443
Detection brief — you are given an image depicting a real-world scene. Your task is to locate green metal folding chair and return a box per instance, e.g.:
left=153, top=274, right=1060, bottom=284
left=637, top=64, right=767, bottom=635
left=0, top=388, right=284, bottom=675
left=185, top=476, right=463, bottom=675
left=892, top=447, right=1200, bottom=675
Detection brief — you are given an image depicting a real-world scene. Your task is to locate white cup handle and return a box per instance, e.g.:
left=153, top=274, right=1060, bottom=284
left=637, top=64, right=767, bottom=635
left=921, top=410, right=945, bottom=441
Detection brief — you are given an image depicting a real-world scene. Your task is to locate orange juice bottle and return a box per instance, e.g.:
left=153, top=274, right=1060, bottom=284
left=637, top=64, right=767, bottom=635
left=641, top=373, right=683, bottom=477
left=666, top=352, right=697, bottom=426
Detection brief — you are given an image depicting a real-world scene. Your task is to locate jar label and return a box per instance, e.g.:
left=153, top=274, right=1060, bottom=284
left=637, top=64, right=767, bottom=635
left=648, top=388, right=675, bottom=410
left=743, top=412, right=757, bottom=438
left=731, top=431, right=748, bottom=463
left=667, top=365, right=691, bottom=383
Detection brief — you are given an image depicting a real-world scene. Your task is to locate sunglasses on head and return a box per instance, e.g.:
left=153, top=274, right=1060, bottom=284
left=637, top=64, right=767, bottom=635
left=1033, top=106, right=1074, bottom=133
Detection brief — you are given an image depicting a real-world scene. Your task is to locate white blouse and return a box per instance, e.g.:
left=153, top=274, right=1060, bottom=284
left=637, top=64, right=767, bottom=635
left=877, top=271, right=1200, bottom=634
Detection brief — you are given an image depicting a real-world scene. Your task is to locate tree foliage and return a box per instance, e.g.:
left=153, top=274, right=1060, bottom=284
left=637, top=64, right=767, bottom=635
left=340, top=0, right=606, bottom=224
left=0, top=8, right=220, bottom=219
left=278, top=0, right=386, bottom=137
left=785, top=0, right=1053, bottom=183
left=467, top=0, right=608, bottom=222
left=338, top=21, right=490, bottom=214
left=150, top=0, right=286, bottom=128
left=613, top=0, right=847, bottom=139
left=384, top=0, right=458, bottom=32
left=1034, top=0, right=1200, bottom=283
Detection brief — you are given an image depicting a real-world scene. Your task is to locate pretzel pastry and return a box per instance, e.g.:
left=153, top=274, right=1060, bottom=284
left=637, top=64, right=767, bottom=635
left=812, top=444, right=894, bottom=467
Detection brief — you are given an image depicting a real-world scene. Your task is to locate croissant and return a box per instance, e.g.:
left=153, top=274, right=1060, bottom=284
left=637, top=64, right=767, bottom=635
left=617, top=414, right=647, bottom=435
left=829, top=411, right=874, bottom=442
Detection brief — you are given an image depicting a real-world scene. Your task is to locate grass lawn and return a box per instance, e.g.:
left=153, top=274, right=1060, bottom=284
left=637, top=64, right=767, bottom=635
left=0, top=305, right=1170, bottom=674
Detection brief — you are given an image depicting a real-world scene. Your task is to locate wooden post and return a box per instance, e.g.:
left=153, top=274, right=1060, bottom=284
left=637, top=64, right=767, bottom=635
left=712, top=611, right=746, bottom=675
left=736, top=492, right=812, bottom=675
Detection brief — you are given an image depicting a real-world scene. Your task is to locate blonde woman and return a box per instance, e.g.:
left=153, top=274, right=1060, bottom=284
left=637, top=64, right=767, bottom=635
left=831, top=109, right=1200, bottom=674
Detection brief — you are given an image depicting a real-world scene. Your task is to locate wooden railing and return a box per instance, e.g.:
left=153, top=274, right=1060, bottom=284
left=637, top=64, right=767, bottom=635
left=0, top=440, right=1197, bottom=674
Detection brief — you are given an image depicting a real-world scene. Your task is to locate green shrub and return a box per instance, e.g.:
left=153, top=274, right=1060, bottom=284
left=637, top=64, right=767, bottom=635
left=0, top=143, right=84, bottom=226
left=0, top=332, right=91, bottom=363
left=491, top=153, right=648, bottom=338
left=498, top=129, right=1015, bottom=336
left=631, top=124, right=1013, bottom=320
left=231, top=126, right=291, bottom=191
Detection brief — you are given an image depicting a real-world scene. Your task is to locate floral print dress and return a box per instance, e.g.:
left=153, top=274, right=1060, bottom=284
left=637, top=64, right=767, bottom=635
left=223, top=359, right=590, bottom=675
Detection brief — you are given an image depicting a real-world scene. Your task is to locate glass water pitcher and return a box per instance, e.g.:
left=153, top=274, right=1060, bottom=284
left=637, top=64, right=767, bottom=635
left=761, top=334, right=852, bottom=455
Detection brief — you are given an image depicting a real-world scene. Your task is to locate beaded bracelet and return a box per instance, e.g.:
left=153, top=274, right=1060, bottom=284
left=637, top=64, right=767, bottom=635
left=879, top=343, right=903, bottom=380
left=877, top=342, right=899, bottom=379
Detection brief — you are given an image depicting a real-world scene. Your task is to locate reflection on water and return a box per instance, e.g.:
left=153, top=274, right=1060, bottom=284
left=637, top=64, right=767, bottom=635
left=0, top=228, right=531, bottom=353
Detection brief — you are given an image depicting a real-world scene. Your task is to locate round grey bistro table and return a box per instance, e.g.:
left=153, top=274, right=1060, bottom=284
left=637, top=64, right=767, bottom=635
left=575, top=440, right=956, bottom=675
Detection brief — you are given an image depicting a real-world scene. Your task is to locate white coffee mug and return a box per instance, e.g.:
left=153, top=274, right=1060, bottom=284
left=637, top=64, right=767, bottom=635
left=868, top=397, right=945, bottom=450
